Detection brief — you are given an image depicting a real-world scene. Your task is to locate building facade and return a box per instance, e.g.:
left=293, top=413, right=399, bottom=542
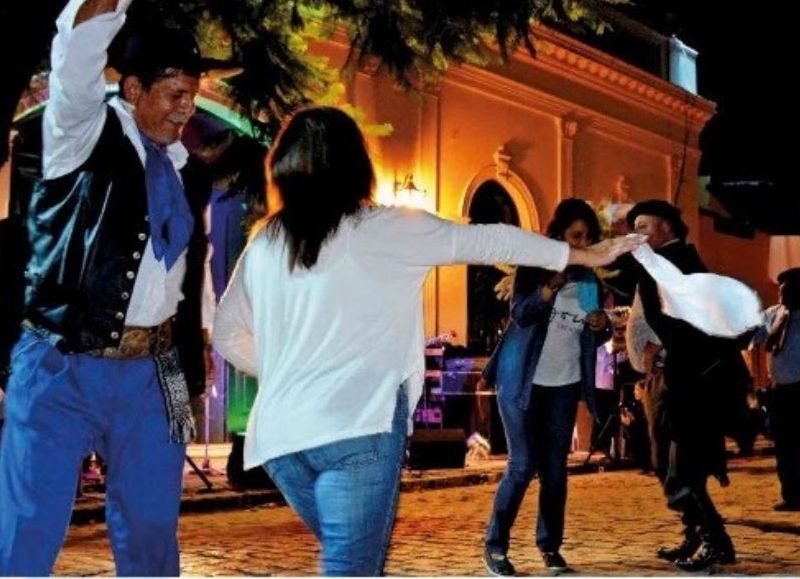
left=318, top=24, right=716, bottom=348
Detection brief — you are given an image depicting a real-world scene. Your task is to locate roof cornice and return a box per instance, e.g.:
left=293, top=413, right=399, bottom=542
left=524, top=25, right=715, bottom=127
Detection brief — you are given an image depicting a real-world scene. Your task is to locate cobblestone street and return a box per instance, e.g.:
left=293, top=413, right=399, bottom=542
left=55, top=454, right=800, bottom=576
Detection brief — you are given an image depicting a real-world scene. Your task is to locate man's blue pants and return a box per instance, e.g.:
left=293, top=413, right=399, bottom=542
left=0, top=330, right=186, bottom=576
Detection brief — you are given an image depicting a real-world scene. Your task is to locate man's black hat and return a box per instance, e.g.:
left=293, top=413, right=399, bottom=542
left=625, top=199, right=689, bottom=240
left=109, top=25, right=230, bottom=80
left=777, top=267, right=800, bottom=287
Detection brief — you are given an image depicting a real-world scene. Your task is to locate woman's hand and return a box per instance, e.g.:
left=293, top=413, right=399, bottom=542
left=541, top=272, right=566, bottom=302
left=567, top=234, right=646, bottom=268
left=770, top=305, right=790, bottom=335
left=547, top=272, right=566, bottom=290
left=585, top=310, right=609, bottom=331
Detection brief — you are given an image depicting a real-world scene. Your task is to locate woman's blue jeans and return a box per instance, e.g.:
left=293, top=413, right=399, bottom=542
left=264, top=387, right=408, bottom=576
left=486, top=383, right=580, bottom=554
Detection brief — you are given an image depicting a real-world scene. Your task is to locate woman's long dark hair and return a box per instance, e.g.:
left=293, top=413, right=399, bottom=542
left=266, top=106, right=375, bottom=270
left=545, top=197, right=601, bottom=243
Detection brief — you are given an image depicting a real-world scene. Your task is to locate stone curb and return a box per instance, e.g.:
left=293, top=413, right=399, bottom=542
left=70, top=445, right=775, bottom=525
left=66, top=460, right=654, bottom=525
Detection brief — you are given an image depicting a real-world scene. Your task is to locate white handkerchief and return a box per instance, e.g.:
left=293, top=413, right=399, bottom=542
left=632, top=243, right=762, bottom=337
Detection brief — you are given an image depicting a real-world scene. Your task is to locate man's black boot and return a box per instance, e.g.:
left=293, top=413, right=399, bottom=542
left=656, top=526, right=700, bottom=562
left=673, top=534, right=735, bottom=571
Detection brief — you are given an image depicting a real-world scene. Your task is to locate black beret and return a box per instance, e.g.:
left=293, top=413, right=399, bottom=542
left=777, top=267, right=800, bottom=286
left=625, top=199, right=689, bottom=240
left=109, top=26, right=227, bottom=80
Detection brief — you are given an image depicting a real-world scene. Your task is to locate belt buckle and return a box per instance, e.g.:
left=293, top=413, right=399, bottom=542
left=113, top=322, right=171, bottom=358
left=116, top=326, right=152, bottom=358
left=86, top=320, right=173, bottom=359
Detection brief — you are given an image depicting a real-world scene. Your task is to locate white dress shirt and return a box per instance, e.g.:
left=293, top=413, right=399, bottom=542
left=44, top=0, right=188, bottom=327
left=214, top=206, right=570, bottom=468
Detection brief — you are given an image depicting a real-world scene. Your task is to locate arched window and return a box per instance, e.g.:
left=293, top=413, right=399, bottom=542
left=467, top=180, right=520, bottom=355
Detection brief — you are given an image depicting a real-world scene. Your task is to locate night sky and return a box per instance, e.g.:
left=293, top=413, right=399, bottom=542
left=1, top=1, right=793, bottom=231
left=624, top=1, right=795, bottom=232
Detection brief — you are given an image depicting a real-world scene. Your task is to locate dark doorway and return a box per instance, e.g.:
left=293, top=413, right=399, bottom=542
left=467, top=180, right=520, bottom=356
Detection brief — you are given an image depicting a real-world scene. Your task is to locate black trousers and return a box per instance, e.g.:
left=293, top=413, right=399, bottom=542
left=663, top=408, right=730, bottom=547
left=773, top=382, right=800, bottom=505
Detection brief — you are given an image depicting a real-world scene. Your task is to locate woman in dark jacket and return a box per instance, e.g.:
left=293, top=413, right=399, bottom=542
left=483, top=198, right=609, bottom=575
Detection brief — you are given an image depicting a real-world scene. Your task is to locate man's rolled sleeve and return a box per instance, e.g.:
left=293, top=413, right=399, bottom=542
left=43, top=0, right=133, bottom=179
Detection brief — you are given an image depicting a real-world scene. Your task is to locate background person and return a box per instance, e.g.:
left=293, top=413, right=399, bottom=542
left=752, top=267, right=800, bottom=511
left=482, top=198, right=610, bottom=575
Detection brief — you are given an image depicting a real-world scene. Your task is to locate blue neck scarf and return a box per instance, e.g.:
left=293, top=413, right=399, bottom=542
left=577, top=280, right=600, bottom=312
left=566, top=266, right=600, bottom=312
left=141, top=134, right=194, bottom=270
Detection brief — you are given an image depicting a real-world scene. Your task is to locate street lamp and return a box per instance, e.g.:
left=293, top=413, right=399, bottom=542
left=377, top=173, right=433, bottom=211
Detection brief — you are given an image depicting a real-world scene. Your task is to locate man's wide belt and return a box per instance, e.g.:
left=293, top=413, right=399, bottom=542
left=86, top=320, right=174, bottom=359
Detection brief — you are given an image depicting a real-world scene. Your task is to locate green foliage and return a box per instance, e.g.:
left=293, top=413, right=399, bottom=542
left=128, top=0, right=624, bottom=140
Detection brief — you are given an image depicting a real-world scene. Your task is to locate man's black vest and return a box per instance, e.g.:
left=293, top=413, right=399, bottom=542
left=23, top=107, right=209, bottom=396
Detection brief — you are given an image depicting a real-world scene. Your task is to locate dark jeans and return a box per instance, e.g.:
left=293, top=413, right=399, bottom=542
left=773, top=382, right=800, bottom=505
left=486, top=383, right=580, bottom=554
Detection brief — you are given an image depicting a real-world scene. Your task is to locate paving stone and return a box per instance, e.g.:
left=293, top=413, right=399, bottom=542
left=52, top=447, right=800, bottom=575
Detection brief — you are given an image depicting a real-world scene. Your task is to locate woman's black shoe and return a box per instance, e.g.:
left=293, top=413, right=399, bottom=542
left=541, top=551, right=569, bottom=573
left=483, top=549, right=516, bottom=576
